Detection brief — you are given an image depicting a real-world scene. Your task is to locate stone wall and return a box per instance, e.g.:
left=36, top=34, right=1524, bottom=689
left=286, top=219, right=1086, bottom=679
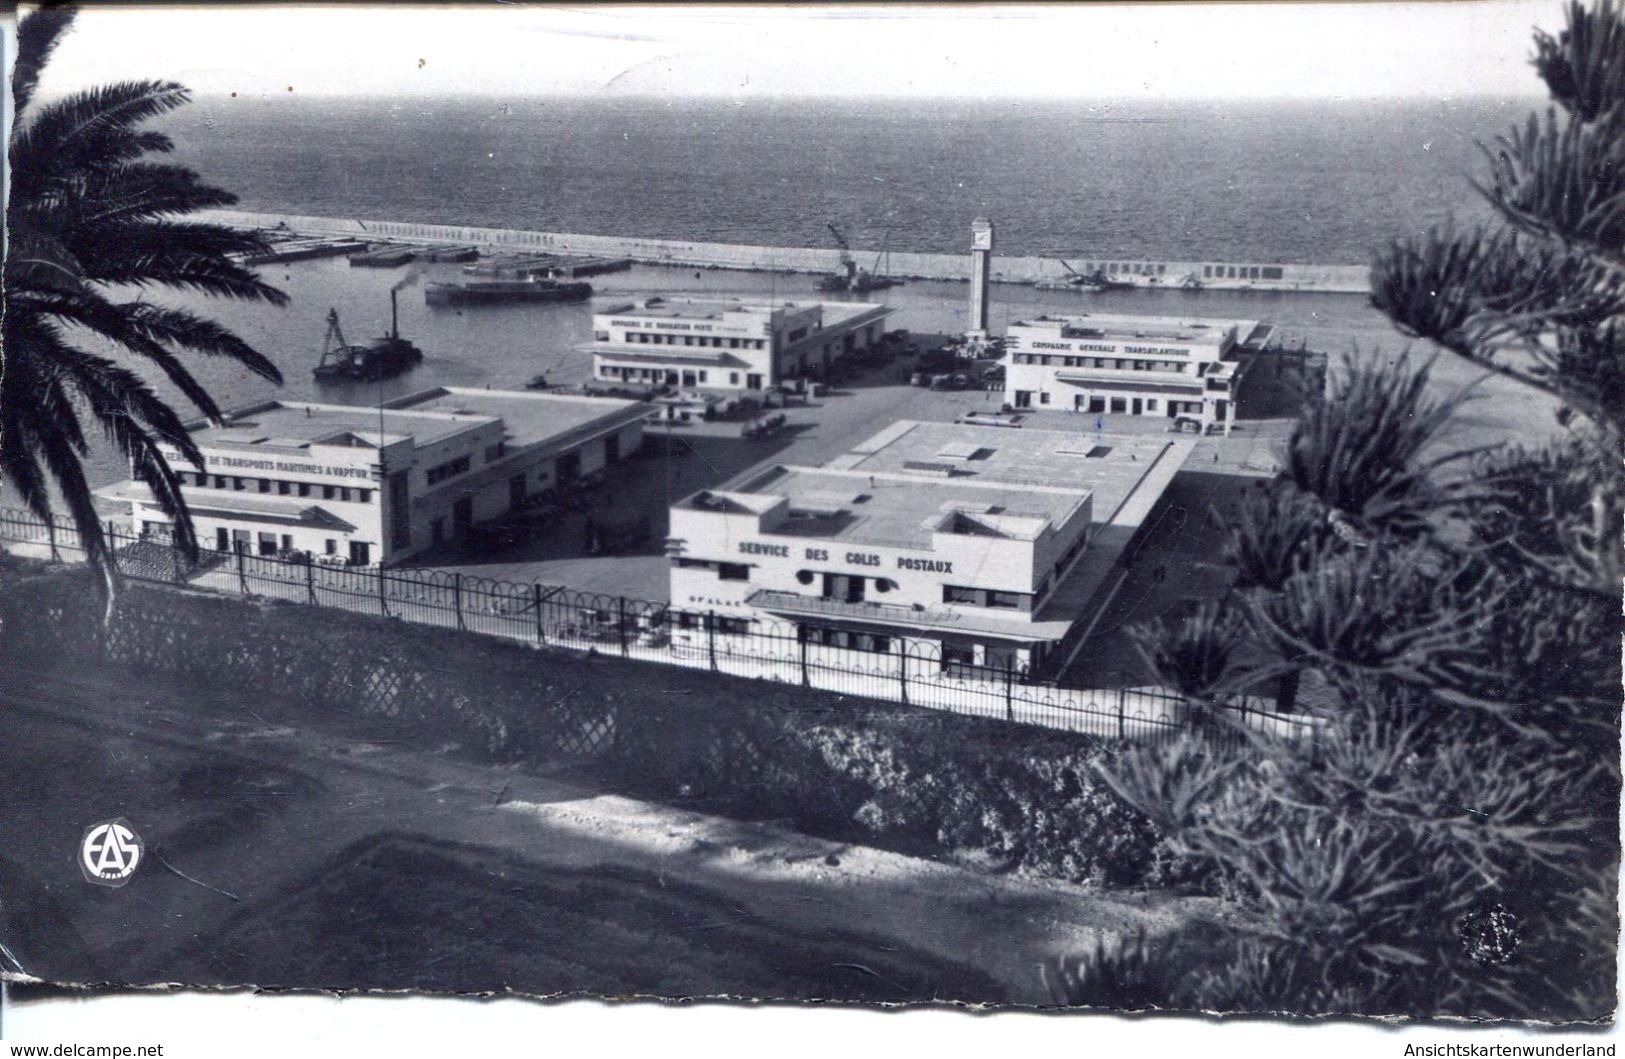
left=3, top=568, right=1181, bottom=887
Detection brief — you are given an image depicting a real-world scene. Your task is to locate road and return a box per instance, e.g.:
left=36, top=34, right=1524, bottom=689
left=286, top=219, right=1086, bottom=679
left=1, top=660, right=1218, bottom=1003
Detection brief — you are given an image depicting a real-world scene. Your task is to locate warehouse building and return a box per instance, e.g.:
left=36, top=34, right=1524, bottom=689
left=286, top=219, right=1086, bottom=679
left=665, top=419, right=1185, bottom=676
left=96, top=387, right=650, bottom=566
left=581, top=297, right=894, bottom=393
left=1003, top=313, right=1274, bottom=435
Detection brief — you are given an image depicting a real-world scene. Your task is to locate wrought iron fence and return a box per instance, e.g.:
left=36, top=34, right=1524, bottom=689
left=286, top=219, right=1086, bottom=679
left=1, top=507, right=1322, bottom=748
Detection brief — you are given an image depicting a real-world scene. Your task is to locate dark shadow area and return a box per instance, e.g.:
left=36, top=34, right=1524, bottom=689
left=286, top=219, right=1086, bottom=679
left=186, top=832, right=1009, bottom=1001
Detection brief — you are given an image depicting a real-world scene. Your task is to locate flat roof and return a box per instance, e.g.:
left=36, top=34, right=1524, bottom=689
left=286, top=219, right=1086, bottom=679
left=1009, top=312, right=1258, bottom=344
left=598, top=297, right=891, bottom=327
left=190, top=402, right=486, bottom=454
left=387, top=387, right=649, bottom=449
left=823, top=420, right=1174, bottom=523
left=691, top=464, right=1090, bottom=551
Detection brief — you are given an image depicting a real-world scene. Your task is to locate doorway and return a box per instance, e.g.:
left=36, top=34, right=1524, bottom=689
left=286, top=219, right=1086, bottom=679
left=556, top=451, right=581, bottom=487
left=452, top=496, right=474, bottom=538
left=1131, top=398, right=1143, bottom=415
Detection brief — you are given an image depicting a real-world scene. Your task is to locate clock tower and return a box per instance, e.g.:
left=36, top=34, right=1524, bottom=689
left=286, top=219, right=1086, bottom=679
left=967, top=217, right=995, bottom=346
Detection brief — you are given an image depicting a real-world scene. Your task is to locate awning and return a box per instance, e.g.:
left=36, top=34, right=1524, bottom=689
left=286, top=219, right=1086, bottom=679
left=1052, top=374, right=1206, bottom=397
left=580, top=346, right=751, bottom=368
left=747, top=589, right=1072, bottom=643
left=94, top=480, right=357, bottom=531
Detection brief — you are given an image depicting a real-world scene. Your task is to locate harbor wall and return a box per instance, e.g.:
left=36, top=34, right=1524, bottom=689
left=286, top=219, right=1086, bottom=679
left=198, top=208, right=1371, bottom=294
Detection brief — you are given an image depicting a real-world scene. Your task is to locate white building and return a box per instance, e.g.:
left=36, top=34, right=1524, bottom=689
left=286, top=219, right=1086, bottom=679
left=665, top=419, right=1183, bottom=676
left=96, top=387, right=650, bottom=566
left=581, top=298, right=894, bottom=393
left=1004, top=313, right=1274, bottom=434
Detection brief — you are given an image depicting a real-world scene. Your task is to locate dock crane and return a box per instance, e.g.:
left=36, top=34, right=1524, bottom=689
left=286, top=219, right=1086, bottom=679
left=818, top=222, right=899, bottom=294
left=820, top=223, right=859, bottom=290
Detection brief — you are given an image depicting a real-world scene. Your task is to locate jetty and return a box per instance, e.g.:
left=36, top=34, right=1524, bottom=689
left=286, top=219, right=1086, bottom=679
left=204, top=209, right=1369, bottom=294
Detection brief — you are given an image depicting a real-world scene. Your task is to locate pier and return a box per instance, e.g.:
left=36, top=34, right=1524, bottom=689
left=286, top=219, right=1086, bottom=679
left=199, top=208, right=1370, bottom=295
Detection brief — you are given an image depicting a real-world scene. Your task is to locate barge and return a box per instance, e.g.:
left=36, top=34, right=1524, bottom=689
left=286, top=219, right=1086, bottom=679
left=424, top=277, right=593, bottom=307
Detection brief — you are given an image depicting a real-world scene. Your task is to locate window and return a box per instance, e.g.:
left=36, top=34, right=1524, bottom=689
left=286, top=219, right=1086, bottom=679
left=1147, top=399, right=1159, bottom=412
left=233, top=477, right=246, bottom=491
left=356, top=489, right=372, bottom=504
left=697, top=371, right=708, bottom=383
left=1039, top=392, right=1051, bottom=405
left=717, top=617, right=751, bottom=635
left=258, top=478, right=271, bottom=493
left=281, top=534, right=294, bottom=552
left=987, top=591, right=1024, bottom=610
left=426, top=455, right=471, bottom=486
left=338, top=487, right=351, bottom=502
left=322, top=485, right=337, bottom=500
left=278, top=481, right=291, bottom=496
left=485, top=443, right=505, bottom=462
left=1263, top=266, right=1284, bottom=280
left=298, top=482, right=312, bottom=498
left=943, top=585, right=979, bottom=604
left=674, top=558, right=711, bottom=569
left=730, top=373, right=740, bottom=385
left=717, top=562, right=750, bottom=581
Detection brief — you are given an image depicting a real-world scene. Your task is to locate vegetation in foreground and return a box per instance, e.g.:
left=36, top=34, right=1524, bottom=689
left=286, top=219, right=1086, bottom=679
left=1063, top=0, right=1623, bottom=1021
left=4, top=3, right=286, bottom=603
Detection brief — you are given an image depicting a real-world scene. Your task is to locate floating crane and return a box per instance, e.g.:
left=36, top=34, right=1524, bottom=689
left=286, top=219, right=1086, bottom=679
left=818, top=222, right=899, bottom=294
left=1035, top=255, right=1135, bottom=293
left=312, top=290, right=424, bottom=383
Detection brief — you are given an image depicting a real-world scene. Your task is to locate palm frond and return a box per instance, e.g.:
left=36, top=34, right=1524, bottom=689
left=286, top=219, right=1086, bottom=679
left=64, top=222, right=288, bottom=305
left=11, top=3, right=77, bottom=116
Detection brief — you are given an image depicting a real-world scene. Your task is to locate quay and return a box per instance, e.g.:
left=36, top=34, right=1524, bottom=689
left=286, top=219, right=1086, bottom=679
left=199, top=208, right=1370, bottom=294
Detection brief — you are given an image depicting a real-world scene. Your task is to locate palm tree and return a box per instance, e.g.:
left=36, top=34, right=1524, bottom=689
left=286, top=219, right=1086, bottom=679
left=4, top=3, right=288, bottom=603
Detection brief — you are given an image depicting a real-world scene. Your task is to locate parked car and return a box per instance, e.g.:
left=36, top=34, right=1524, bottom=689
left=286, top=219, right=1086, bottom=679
left=741, top=412, right=789, bottom=440
left=567, top=607, right=626, bottom=644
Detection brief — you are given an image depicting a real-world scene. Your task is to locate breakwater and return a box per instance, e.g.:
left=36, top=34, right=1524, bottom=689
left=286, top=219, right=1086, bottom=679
left=199, top=209, right=1370, bottom=295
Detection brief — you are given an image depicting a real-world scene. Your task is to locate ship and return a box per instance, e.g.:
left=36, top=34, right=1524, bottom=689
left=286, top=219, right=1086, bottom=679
left=1038, top=258, right=1141, bottom=293
left=424, top=277, right=593, bottom=307
left=312, top=291, right=424, bottom=382
left=817, top=222, right=901, bottom=294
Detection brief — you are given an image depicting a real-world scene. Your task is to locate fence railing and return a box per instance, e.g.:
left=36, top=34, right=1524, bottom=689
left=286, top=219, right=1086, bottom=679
left=0, top=507, right=1323, bottom=748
